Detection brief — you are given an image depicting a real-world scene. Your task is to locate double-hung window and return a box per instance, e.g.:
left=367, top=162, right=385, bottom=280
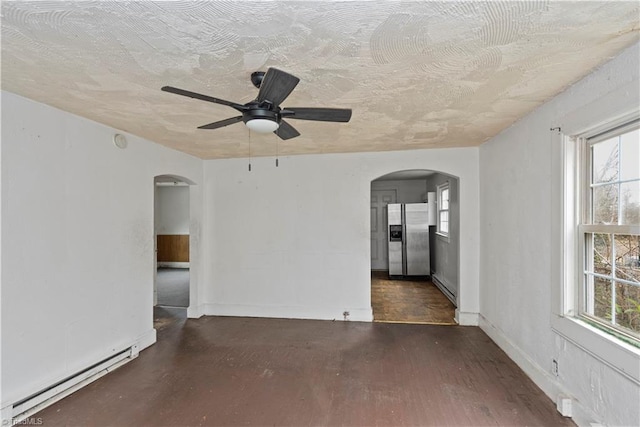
left=579, top=120, right=640, bottom=342
left=437, top=182, right=450, bottom=236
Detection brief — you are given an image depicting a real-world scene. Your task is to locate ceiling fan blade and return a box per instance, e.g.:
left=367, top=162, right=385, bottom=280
left=275, top=120, right=300, bottom=140
left=161, top=86, right=246, bottom=112
left=257, top=68, right=300, bottom=106
left=283, top=108, right=352, bottom=122
left=197, top=116, right=243, bottom=130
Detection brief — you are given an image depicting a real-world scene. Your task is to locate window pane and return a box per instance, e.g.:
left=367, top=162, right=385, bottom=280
left=593, top=233, right=612, bottom=276
left=615, top=234, right=640, bottom=283
left=582, top=123, right=640, bottom=342
left=442, top=189, right=449, bottom=210
left=614, top=281, right=640, bottom=335
left=440, top=210, right=449, bottom=234
left=592, top=184, right=618, bottom=224
left=620, top=129, right=639, bottom=182
left=620, top=181, right=640, bottom=225
left=593, top=276, right=613, bottom=322
left=592, top=137, right=619, bottom=184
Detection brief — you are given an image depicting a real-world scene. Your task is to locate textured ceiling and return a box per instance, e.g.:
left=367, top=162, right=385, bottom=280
left=2, top=1, right=639, bottom=160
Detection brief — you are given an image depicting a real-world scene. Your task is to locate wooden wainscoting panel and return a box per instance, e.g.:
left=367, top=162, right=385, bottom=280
left=157, top=234, right=189, bottom=262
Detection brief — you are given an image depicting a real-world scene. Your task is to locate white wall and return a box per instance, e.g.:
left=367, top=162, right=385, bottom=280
left=0, top=92, right=203, bottom=411
left=479, top=42, right=640, bottom=426
left=201, top=147, right=479, bottom=324
left=427, top=174, right=459, bottom=301
left=155, top=186, right=190, bottom=235
left=370, top=179, right=426, bottom=203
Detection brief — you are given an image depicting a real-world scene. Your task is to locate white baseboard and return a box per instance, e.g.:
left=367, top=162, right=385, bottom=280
left=157, top=262, right=189, bottom=268
left=187, top=304, right=204, bottom=319
left=455, top=310, right=479, bottom=325
left=202, top=303, right=373, bottom=322
left=479, top=315, right=597, bottom=427
left=136, top=328, right=157, bottom=352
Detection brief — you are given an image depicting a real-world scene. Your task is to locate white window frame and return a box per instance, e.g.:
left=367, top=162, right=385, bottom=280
left=436, top=182, right=450, bottom=238
left=551, top=106, right=640, bottom=385
left=578, top=120, right=640, bottom=341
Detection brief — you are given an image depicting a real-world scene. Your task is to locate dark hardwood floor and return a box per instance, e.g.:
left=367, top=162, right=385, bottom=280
left=371, top=272, right=457, bottom=324
left=34, top=307, right=574, bottom=426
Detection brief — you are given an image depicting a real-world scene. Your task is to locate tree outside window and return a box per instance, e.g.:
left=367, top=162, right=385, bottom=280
left=585, top=127, right=640, bottom=338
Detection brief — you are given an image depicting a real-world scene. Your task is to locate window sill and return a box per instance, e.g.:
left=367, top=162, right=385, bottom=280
left=551, top=314, right=640, bottom=384
left=435, top=231, right=450, bottom=242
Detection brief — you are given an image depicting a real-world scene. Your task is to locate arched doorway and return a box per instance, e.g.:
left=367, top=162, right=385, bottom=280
left=370, top=169, right=459, bottom=324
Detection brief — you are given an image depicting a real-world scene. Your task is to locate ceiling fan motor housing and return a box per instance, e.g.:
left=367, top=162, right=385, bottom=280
left=242, top=106, right=280, bottom=124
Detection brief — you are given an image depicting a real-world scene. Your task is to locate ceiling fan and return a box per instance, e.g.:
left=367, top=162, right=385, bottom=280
left=161, top=68, right=352, bottom=140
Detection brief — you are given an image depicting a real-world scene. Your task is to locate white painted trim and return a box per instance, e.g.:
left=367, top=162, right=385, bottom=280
left=454, top=310, right=478, bottom=326
left=202, top=303, right=374, bottom=322
left=157, top=262, right=189, bottom=268
left=186, top=304, right=205, bottom=319
left=135, top=328, right=157, bottom=352
left=551, top=315, right=640, bottom=384
left=479, top=315, right=599, bottom=427
left=156, top=181, right=189, bottom=187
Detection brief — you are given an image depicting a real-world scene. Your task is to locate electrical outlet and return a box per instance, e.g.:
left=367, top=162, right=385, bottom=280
left=343, top=311, right=350, bottom=320
left=552, top=359, right=559, bottom=376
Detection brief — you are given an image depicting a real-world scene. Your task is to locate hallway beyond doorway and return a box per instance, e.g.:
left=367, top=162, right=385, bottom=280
left=156, top=267, right=189, bottom=308
left=371, top=272, right=456, bottom=324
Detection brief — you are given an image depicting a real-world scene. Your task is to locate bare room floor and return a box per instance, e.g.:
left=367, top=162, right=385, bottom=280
left=371, top=272, right=456, bottom=324
left=35, top=307, right=574, bottom=427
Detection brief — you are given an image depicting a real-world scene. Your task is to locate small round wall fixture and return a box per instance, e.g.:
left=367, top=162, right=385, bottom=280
left=113, top=133, right=128, bottom=149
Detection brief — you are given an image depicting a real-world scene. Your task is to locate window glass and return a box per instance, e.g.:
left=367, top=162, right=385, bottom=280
left=582, top=123, right=640, bottom=339
left=437, top=183, right=450, bottom=236
left=592, top=137, right=619, bottom=184
left=439, top=211, right=449, bottom=233
left=621, top=181, right=640, bottom=225
left=614, top=234, right=640, bottom=283
left=592, top=184, right=618, bottom=224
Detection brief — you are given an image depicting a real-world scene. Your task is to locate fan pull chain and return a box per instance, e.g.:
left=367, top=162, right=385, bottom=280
left=248, top=129, right=252, bottom=172
left=275, top=132, right=279, bottom=167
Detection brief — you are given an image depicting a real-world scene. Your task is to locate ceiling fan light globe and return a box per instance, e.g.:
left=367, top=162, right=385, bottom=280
left=246, top=118, right=279, bottom=133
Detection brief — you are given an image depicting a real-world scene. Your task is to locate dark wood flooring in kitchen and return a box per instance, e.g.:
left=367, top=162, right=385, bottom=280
left=35, top=307, right=574, bottom=427
left=371, top=272, right=457, bottom=324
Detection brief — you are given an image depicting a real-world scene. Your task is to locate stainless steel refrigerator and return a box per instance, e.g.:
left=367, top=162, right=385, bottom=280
left=387, top=203, right=431, bottom=278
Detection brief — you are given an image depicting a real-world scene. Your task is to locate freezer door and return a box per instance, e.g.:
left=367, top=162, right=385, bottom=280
left=387, top=204, right=403, bottom=276
left=404, top=203, right=430, bottom=276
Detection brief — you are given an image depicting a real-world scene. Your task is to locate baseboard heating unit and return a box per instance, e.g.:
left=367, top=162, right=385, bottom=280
left=432, top=274, right=457, bottom=306
left=2, top=344, right=139, bottom=424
